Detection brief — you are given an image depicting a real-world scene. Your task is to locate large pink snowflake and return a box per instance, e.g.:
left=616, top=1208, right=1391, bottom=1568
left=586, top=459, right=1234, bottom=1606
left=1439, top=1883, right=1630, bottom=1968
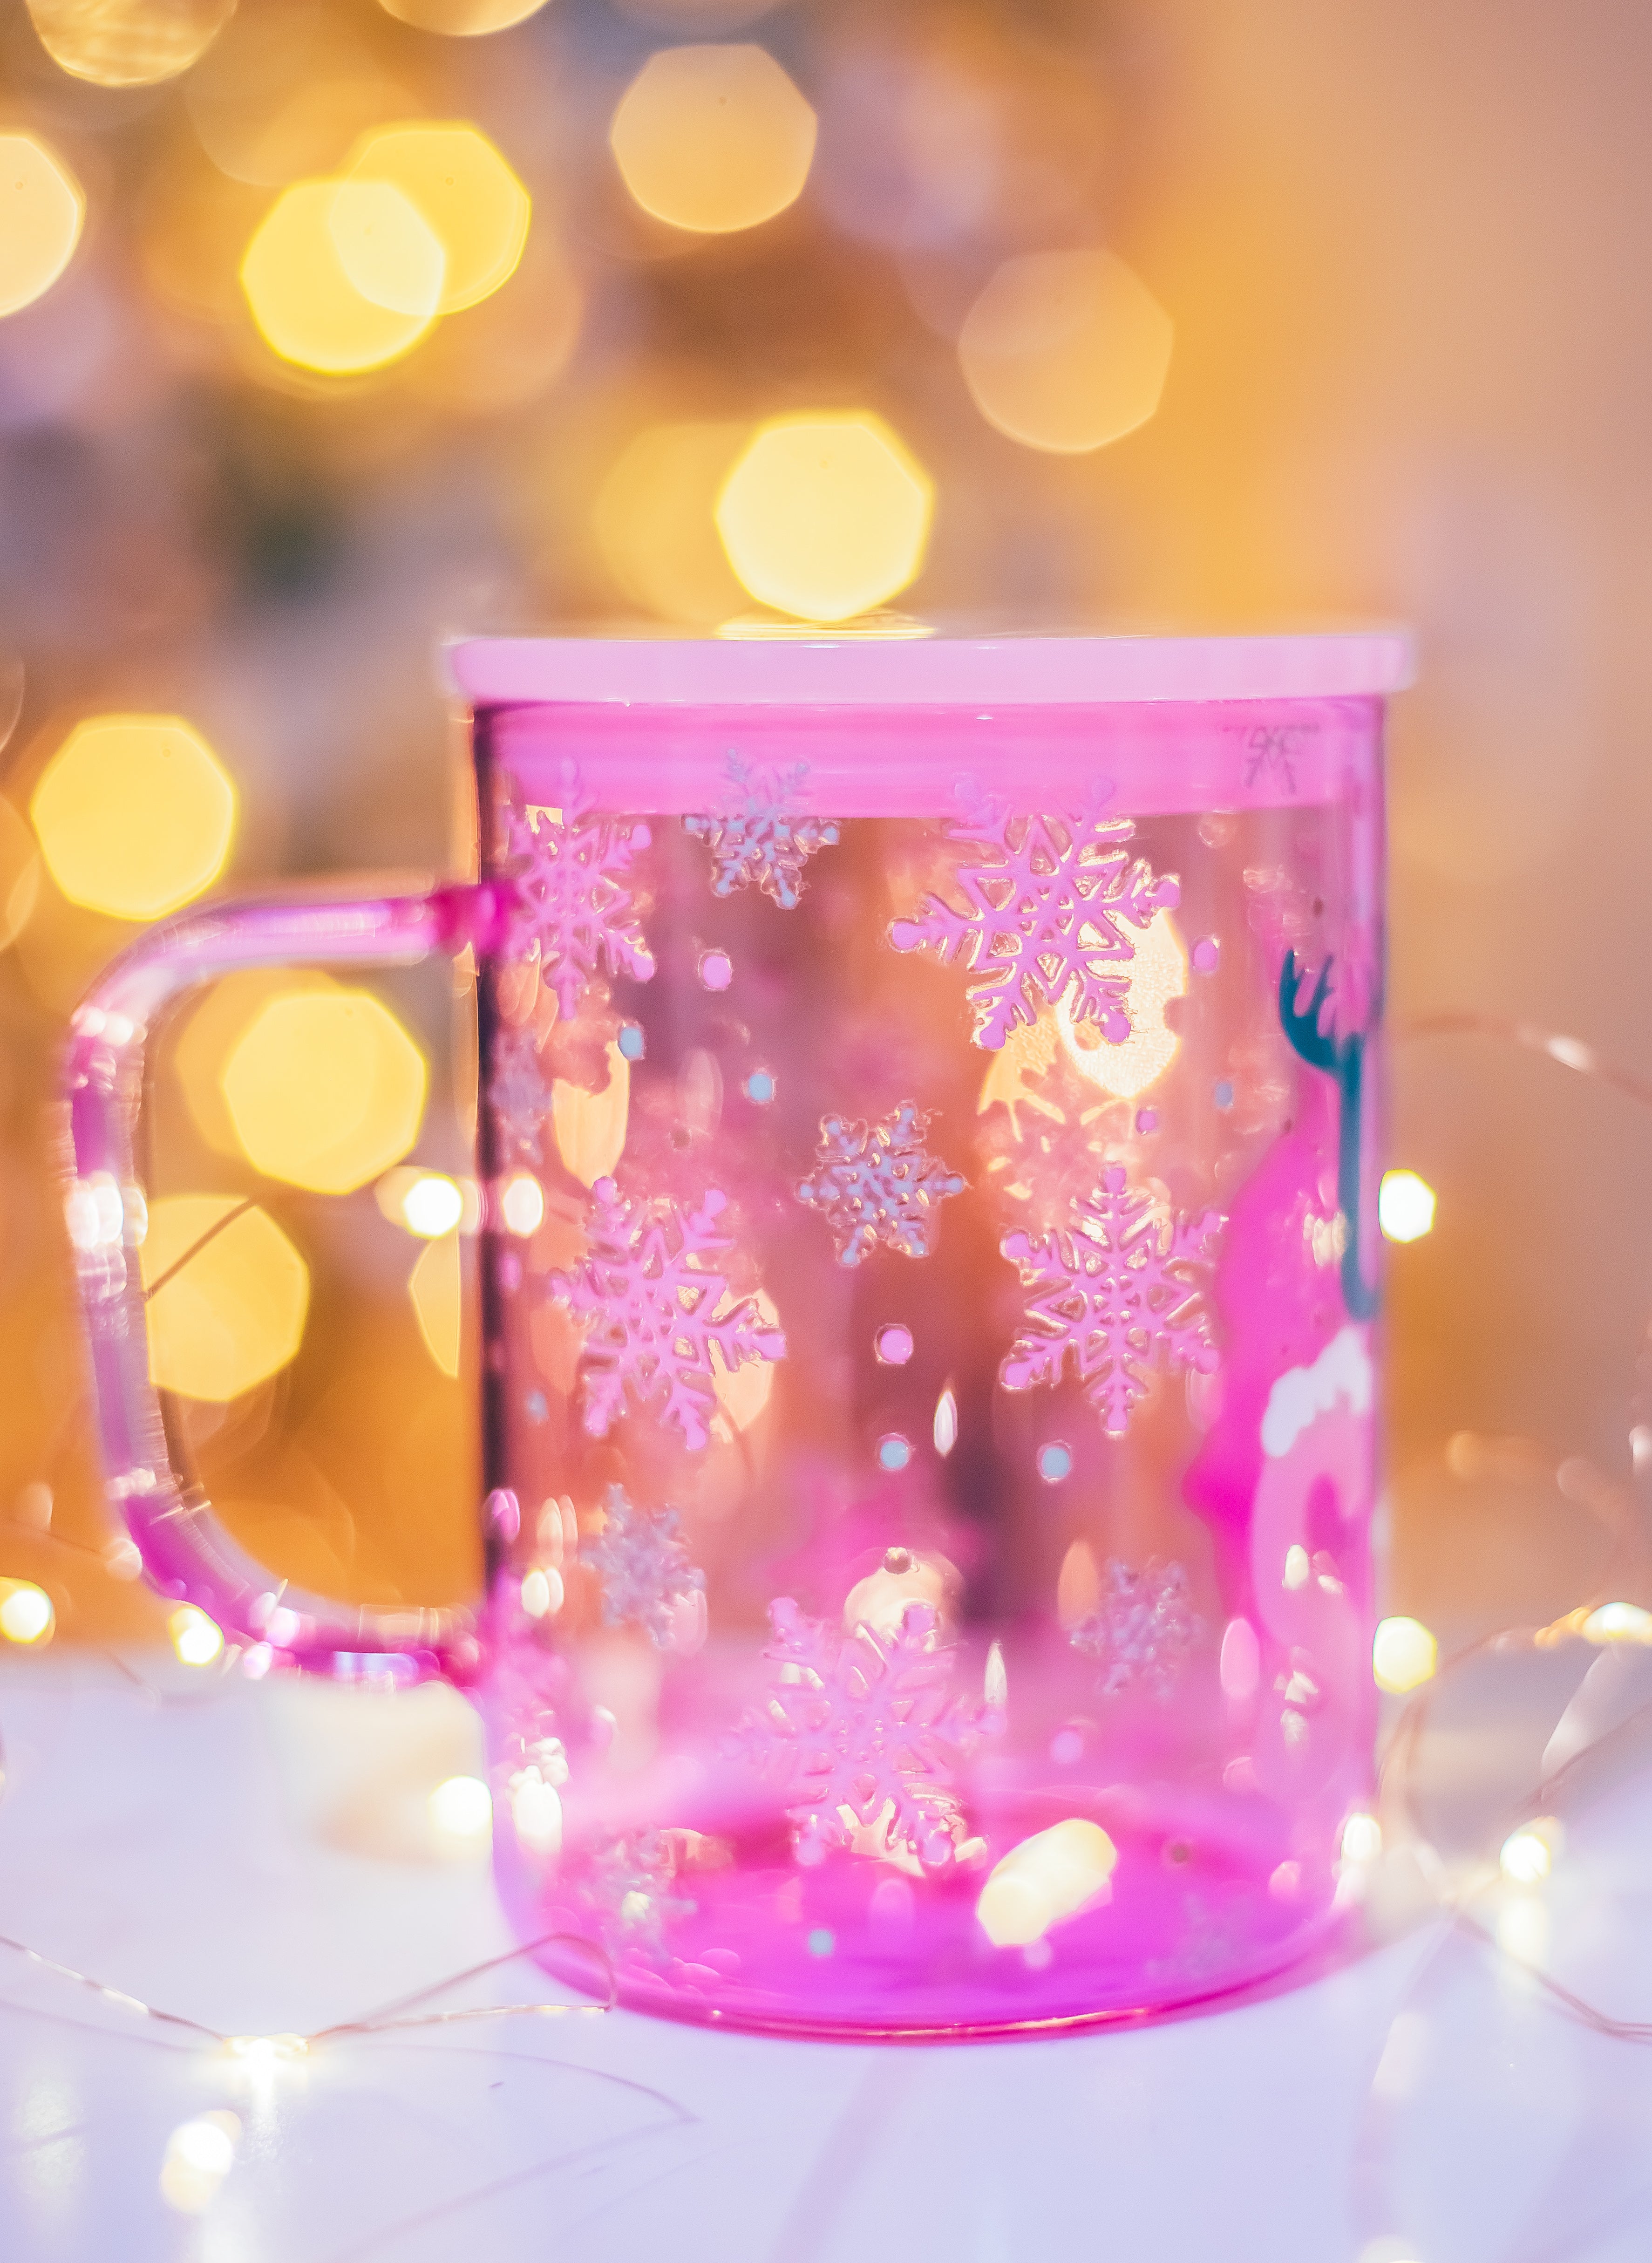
left=725, top=1597, right=987, bottom=1871
left=888, top=786, right=1180, bottom=1051
left=1000, top=1165, right=1224, bottom=1437
left=500, top=763, right=655, bottom=1019
left=551, top=1177, right=786, bottom=1452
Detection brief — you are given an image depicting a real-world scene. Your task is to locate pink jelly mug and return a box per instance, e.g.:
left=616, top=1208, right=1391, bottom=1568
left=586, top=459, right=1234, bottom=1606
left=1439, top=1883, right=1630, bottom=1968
left=61, top=630, right=1412, bottom=2038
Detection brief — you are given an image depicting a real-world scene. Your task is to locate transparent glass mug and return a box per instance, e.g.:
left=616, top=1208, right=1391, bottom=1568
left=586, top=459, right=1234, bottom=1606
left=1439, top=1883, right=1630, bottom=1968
left=61, top=630, right=1410, bottom=2038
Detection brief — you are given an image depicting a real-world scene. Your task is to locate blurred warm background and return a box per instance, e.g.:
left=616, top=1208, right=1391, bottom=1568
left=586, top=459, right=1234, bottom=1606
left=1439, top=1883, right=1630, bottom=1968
left=0, top=0, right=1646, bottom=1671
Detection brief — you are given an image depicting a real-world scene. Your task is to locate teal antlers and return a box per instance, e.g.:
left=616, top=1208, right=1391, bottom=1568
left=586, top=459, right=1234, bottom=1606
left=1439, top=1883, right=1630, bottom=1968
left=1278, top=951, right=1380, bottom=1323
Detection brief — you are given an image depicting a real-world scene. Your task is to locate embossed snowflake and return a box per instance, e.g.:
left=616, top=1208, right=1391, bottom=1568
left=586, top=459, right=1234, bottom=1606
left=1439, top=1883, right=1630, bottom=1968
left=889, top=783, right=1180, bottom=1051
left=500, top=763, right=655, bottom=1018
left=795, top=1101, right=966, bottom=1267
left=551, top=1177, right=786, bottom=1452
left=1000, top=1165, right=1224, bottom=1437
left=583, top=1484, right=705, bottom=1649
left=587, top=1830, right=695, bottom=1956
left=489, top=1024, right=551, bottom=1164
left=684, top=754, right=841, bottom=910
left=1070, top=1558, right=1202, bottom=1698
left=725, top=1597, right=986, bottom=1870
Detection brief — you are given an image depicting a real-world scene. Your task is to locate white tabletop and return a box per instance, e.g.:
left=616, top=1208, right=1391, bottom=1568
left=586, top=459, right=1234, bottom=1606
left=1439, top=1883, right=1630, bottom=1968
left=0, top=1650, right=1638, bottom=2263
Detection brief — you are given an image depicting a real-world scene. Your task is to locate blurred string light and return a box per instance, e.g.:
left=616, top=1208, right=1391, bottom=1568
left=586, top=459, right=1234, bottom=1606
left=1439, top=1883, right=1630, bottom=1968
left=241, top=180, right=442, bottom=375
left=0, top=135, right=83, bottom=318
left=715, top=413, right=933, bottom=622
left=141, top=1195, right=310, bottom=1403
left=1373, top=1615, right=1438, bottom=1696
left=168, top=1604, right=225, bottom=1668
left=30, top=716, right=235, bottom=921
left=159, top=2110, right=239, bottom=2215
left=345, top=125, right=530, bottom=311
left=221, top=990, right=427, bottom=1194
left=378, top=0, right=551, bottom=31
left=609, top=44, right=816, bottom=234
left=1378, top=1168, right=1437, bottom=1243
left=0, top=1579, right=54, bottom=1645
left=409, top=1232, right=462, bottom=1377
left=593, top=421, right=751, bottom=623
left=959, top=249, right=1174, bottom=455
left=25, top=0, right=235, bottom=87
left=399, top=1173, right=465, bottom=1237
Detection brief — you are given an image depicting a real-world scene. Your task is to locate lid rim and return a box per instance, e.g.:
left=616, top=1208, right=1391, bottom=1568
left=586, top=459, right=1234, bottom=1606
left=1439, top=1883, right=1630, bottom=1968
left=445, top=630, right=1416, bottom=708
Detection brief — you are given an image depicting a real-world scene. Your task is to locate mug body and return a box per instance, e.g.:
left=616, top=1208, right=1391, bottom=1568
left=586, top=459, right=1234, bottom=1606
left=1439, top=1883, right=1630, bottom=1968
left=460, top=634, right=1399, bottom=2037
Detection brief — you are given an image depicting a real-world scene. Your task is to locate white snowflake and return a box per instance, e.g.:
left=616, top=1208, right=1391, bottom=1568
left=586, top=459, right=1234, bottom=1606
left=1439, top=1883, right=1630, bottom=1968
left=489, top=1024, right=550, bottom=1163
left=1070, top=1558, right=1202, bottom=1697
left=725, top=1596, right=986, bottom=1871
left=795, top=1100, right=966, bottom=1267
left=888, top=784, right=1180, bottom=1051
left=999, top=1165, right=1224, bottom=1437
left=500, top=763, right=655, bottom=1019
left=684, top=754, right=841, bottom=910
left=551, top=1177, right=786, bottom=1452
left=583, top=1484, right=704, bottom=1649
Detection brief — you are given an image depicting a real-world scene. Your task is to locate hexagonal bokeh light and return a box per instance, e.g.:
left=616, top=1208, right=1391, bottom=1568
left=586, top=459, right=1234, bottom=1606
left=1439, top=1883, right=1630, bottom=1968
left=142, top=1195, right=310, bottom=1403
left=31, top=716, right=236, bottom=921
left=240, top=180, right=443, bottom=374
left=27, top=0, right=235, bottom=87
left=715, top=413, right=933, bottom=621
left=222, top=990, right=428, bottom=1195
left=610, top=44, right=816, bottom=234
left=0, top=134, right=84, bottom=319
left=959, top=248, right=1174, bottom=455
left=346, top=124, right=530, bottom=312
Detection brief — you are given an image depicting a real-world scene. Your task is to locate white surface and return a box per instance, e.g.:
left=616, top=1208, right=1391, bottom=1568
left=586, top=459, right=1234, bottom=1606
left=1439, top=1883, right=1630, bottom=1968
left=446, top=628, right=1416, bottom=709
left=0, top=1653, right=1636, bottom=2263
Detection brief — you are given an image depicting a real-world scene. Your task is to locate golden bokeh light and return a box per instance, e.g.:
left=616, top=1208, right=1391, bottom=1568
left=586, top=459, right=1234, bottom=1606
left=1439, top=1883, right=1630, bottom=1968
left=379, top=0, right=550, bottom=32
left=240, top=181, right=440, bottom=375
left=175, top=971, right=340, bottom=1159
left=403, top=232, right=581, bottom=417
left=326, top=179, right=447, bottom=319
left=0, top=135, right=84, bottom=319
left=409, top=1232, right=462, bottom=1377
left=25, top=0, right=235, bottom=88
left=222, top=990, right=428, bottom=1194
left=1058, top=909, right=1187, bottom=1099
left=976, top=1819, right=1118, bottom=1948
left=594, top=420, right=750, bottom=622
left=715, top=413, right=933, bottom=622
left=610, top=44, right=816, bottom=235
left=31, top=715, right=236, bottom=921
left=551, top=1042, right=630, bottom=1188
left=347, top=123, right=530, bottom=314
left=142, top=1195, right=310, bottom=1404
left=959, top=249, right=1174, bottom=455
left=187, top=12, right=411, bottom=191
left=0, top=798, right=41, bottom=951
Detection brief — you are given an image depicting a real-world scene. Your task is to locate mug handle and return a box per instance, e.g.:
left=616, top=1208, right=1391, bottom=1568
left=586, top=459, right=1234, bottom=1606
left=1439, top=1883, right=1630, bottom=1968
left=58, top=879, right=502, bottom=1684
